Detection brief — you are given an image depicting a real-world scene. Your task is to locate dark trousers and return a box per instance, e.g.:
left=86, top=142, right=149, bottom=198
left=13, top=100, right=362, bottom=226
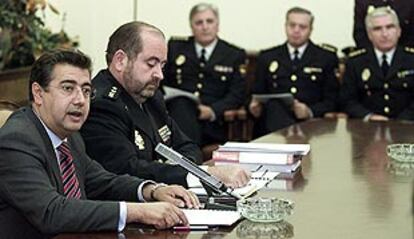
left=254, top=99, right=297, bottom=138
left=167, top=97, right=226, bottom=146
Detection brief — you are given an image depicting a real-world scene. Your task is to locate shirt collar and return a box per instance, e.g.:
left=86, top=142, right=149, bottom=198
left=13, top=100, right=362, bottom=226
left=34, top=110, right=65, bottom=149
left=374, top=47, right=396, bottom=65
left=287, top=42, right=308, bottom=60
left=195, top=38, right=218, bottom=61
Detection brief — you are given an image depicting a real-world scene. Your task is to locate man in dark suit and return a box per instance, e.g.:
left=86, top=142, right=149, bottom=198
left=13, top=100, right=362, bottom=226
left=0, top=50, right=199, bottom=238
left=81, top=22, right=250, bottom=189
left=353, top=0, right=414, bottom=48
left=163, top=3, right=247, bottom=146
left=249, top=7, right=339, bottom=137
left=341, top=7, right=414, bottom=121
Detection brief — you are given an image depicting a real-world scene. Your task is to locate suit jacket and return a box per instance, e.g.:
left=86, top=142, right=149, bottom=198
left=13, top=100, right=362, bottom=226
left=81, top=70, right=202, bottom=187
left=353, top=0, right=414, bottom=47
left=164, top=36, right=247, bottom=118
left=340, top=46, right=414, bottom=120
left=253, top=41, right=339, bottom=117
left=0, top=107, right=143, bottom=238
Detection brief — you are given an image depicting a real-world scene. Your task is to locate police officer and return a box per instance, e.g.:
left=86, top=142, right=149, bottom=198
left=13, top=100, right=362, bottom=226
left=353, top=0, right=414, bottom=48
left=249, top=7, right=339, bottom=137
left=81, top=21, right=250, bottom=188
left=163, top=3, right=247, bottom=146
left=341, top=7, right=414, bottom=121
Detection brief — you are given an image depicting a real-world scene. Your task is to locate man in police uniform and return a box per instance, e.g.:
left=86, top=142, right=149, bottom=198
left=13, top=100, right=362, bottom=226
left=249, top=7, right=339, bottom=137
left=353, top=0, right=414, bottom=48
left=163, top=3, right=247, bottom=146
left=341, top=7, right=414, bottom=121
left=81, top=21, right=250, bottom=188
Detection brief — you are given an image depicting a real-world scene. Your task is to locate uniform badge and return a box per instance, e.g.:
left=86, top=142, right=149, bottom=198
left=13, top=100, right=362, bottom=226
left=158, top=125, right=171, bottom=143
left=134, top=130, right=145, bottom=150
left=108, top=86, right=118, bottom=98
left=303, top=67, right=323, bottom=74
left=269, top=61, right=278, bottom=73
left=361, top=68, right=371, bottom=81
left=175, top=55, right=186, bottom=66
left=214, top=65, right=233, bottom=73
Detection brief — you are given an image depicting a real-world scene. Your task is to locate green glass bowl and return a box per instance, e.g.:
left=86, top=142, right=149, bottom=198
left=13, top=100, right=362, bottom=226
left=237, top=197, right=294, bottom=223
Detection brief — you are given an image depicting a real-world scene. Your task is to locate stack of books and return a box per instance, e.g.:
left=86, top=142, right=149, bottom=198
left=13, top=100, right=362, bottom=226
left=212, top=142, right=310, bottom=174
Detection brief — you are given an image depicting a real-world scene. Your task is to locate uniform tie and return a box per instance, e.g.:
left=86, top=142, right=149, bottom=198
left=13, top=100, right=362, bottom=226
left=381, top=54, right=389, bottom=76
left=58, top=142, right=81, bottom=199
left=292, top=48, right=300, bottom=65
left=200, top=48, right=207, bottom=64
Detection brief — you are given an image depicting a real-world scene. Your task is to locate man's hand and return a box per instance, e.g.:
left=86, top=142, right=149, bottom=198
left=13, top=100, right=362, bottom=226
left=369, top=114, right=389, bottom=121
left=208, top=165, right=251, bottom=188
left=126, top=202, right=188, bottom=229
left=198, top=104, right=214, bottom=120
left=249, top=99, right=262, bottom=118
left=292, top=99, right=311, bottom=119
left=143, top=184, right=200, bottom=209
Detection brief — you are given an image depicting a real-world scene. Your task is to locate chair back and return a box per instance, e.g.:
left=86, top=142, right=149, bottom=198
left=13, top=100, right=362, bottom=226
left=0, top=100, right=19, bottom=128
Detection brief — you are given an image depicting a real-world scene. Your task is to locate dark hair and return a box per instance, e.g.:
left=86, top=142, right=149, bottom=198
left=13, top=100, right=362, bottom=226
left=286, top=7, right=314, bottom=26
left=29, top=49, right=92, bottom=101
left=105, top=21, right=165, bottom=65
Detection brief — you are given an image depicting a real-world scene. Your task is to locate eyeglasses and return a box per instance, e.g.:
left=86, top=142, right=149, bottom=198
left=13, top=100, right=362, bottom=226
left=47, top=82, right=96, bottom=99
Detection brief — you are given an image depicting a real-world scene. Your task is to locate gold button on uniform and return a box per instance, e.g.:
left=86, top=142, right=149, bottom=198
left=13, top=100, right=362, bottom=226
left=384, top=106, right=390, bottom=114
left=198, top=73, right=204, bottom=79
left=176, top=69, right=182, bottom=74
left=290, top=87, right=297, bottom=94
left=384, top=83, right=389, bottom=89
left=290, top=74, right=297, bottom=81
left=197, top=83, right=203, bottom=89
left=194, top=91, right=200, bottom=97
left=364, top=84, right=369, bottom=89
left=403, top=82, right=408, bottom=88
left=311, top=75, right=317, bottom=81
left=384, top=94, right=389, bottom=101
left=200, top=62, right=205, bottom=68
left=221, top=75, right=227, bottom=81
left=177, top=79, right=182, bottom=84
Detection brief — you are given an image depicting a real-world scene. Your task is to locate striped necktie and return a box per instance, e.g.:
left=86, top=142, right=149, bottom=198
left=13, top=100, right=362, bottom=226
left=57, top=142, right=81, bottom=199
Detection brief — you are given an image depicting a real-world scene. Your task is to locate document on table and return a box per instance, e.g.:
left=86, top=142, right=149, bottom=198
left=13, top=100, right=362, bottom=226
left=190, top=171, right=279, bottom=197
left=183, top=209, right=241, bottom=226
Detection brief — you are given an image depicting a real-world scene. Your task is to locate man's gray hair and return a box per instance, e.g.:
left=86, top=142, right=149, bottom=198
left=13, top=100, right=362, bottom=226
left=365, top=6, right=400, bottom=30
left=189, top=3, right=219, bottom=22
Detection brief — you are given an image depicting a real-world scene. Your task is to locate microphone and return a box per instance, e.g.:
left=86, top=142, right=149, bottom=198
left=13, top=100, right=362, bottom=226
left=155, top=143, right=242, bottom=200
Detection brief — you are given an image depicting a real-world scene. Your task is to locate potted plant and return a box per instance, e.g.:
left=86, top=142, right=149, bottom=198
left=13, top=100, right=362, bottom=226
left=0, top=0, right=78, bottom=106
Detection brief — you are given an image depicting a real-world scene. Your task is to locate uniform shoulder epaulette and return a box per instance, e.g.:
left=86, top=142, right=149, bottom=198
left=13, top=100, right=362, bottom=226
left=404, top=47, right=414, bottom=54
left=319, top=43, right=337, bottom=53
left=169, top=36, right=189, bottom=42
left=103, top=85, right=121, bottom=100
left=348, top=48, right=367, bottom=58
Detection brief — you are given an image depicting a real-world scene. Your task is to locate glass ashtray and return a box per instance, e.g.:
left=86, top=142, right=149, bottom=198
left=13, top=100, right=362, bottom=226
left=387, top=144, right=414, bottom=163
left=237, top=197, right=294, bottom=223
left=236, top=219, right=294, bottom=239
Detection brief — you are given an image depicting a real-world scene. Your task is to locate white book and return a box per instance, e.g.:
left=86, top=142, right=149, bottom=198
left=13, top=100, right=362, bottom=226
left=215, top=160, right=302, bottom=173
left=219, top=142, right=310, bottom=155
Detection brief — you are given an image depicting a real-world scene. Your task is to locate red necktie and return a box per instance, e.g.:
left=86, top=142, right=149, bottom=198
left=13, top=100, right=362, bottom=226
left=57, top=142, right=81, bottom=199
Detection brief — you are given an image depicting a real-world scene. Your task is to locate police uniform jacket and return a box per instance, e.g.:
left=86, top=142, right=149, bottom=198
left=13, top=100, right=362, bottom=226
left=81, top=70, right=202, bottom=187
left=164, top=36, right=247, bottom=119
left=253, top=41, right=339, bottom=117
left=340, top=46, right=414, bottom=120
left=353, top=0, right=414, bottom=47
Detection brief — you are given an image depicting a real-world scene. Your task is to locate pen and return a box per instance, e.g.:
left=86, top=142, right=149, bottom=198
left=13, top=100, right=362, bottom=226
left=173, top=225, right=209, bottom=231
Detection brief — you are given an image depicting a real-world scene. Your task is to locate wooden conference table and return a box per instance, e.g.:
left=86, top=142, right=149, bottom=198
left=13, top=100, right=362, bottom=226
left=55, top=118, right=414, bottom=239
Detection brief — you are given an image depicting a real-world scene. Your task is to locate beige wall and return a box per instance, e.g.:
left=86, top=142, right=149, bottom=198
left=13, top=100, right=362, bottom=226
left=45, top=0, right=355, bottom=74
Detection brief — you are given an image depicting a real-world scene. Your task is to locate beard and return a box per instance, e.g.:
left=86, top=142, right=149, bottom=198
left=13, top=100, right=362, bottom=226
left=123, top=66, right=159, bottom=104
